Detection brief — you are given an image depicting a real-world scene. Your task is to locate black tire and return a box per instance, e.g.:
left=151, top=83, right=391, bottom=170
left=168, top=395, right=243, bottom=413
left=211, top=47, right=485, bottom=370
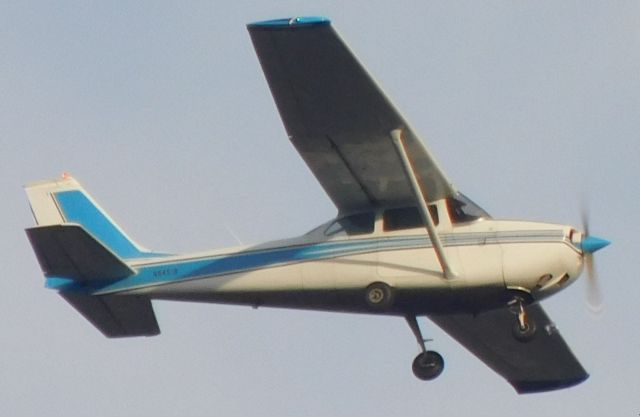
left=364, top=282, right=394, bottom=310
left=412, top=351, right=445, bottom=381
left=512, top=320, right=537, bottom=342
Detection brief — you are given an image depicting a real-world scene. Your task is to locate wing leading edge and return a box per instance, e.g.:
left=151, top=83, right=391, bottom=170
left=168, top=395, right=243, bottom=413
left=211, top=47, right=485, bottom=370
left=248, top=18, right=456, bottom=213
left=429, top=304, right=588, bottom=394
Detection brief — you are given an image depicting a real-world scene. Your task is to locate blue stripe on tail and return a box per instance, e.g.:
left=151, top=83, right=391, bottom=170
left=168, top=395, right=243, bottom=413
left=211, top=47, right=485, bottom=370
left=54, top=190, right=163, bottom=259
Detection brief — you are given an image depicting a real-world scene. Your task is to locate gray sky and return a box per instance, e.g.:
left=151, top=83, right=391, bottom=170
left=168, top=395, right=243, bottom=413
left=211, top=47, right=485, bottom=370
left=2, top=1, right=638, bottom=416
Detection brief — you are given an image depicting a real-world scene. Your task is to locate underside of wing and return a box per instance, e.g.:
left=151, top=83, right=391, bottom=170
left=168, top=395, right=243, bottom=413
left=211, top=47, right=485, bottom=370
left=429, top=304, right=588, bottom=393
left=248, top=18, right=456, bottom=213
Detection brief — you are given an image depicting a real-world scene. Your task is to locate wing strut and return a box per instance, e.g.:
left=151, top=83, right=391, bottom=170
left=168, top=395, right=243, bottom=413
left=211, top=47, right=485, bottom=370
left=390, top=129, right=456, bottom=279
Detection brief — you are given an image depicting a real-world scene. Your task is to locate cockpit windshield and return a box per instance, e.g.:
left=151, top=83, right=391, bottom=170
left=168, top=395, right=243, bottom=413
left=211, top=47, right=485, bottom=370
left=324, top=212, right=375, bottom=236
left=447, top=193, right=491, bottom=223
left=304, top=212, right=375, bottom=237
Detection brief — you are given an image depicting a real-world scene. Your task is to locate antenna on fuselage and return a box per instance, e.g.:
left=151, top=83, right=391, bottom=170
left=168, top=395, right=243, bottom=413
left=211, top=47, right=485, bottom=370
left=224, top=224, right=244, bottom=246
left=390, top=129, right=456, bottom=279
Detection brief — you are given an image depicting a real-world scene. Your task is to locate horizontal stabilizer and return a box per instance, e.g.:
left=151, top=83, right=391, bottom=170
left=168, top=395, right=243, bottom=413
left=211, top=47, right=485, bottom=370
left=26, top=224, right=135, bottom=281
left=61, top=293, right=160, bottom=338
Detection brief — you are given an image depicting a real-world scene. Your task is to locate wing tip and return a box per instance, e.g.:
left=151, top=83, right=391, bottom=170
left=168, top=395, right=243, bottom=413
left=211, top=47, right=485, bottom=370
left=512, top=372, right=590, bottom=394
left=247, top=16, right=331, bottom=30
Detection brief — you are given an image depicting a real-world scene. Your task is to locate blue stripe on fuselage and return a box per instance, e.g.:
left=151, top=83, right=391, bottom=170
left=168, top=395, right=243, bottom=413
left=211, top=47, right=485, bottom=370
left=80, top=238, right=381, bottom=293
left=44, top=229, right=566, bottom=293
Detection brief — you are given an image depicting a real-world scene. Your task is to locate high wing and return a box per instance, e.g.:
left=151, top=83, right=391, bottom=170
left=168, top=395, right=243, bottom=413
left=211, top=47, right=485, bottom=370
left=248, top=17, right=456, bottom=213
left=429, top=304, right=589, bottom=394
left=249, top=18, right=588, bottom=393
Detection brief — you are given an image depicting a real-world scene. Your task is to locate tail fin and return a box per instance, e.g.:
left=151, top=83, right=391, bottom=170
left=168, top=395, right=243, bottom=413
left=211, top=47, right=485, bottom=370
left=25, top=174, right=162, bottom=338
left=25, top=174, right=162, bottom=260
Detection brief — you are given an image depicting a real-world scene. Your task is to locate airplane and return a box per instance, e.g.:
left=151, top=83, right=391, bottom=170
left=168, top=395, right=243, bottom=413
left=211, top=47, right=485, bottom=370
left=24, top=16, right=610, bottom=394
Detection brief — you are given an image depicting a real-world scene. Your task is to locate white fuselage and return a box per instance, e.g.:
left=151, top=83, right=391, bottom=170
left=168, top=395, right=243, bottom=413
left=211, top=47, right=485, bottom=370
left=103, top=202, right=584, bottom=316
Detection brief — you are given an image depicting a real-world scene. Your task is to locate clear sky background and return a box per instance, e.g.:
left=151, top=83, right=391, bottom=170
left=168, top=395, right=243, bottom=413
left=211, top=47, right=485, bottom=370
left=2, top=1, right=638, bottom=416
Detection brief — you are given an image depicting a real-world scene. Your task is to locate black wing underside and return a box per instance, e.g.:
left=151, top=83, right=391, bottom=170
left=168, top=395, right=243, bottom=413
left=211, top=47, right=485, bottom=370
left=429, top=304, right=588, bottom=394
left=248, top=20, right=456, bottom=213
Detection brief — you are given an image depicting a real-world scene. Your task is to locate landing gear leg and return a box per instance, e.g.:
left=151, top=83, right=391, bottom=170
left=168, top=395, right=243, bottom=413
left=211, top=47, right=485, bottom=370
left=405, top=315, right=444, bottom=381
left=509, top=296, right=537, bottom=342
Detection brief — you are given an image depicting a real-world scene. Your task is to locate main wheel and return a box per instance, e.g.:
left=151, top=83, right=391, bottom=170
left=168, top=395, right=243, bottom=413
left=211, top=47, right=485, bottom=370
left=512, top=320, right=536, bottom=342
left=365, top=282, right=394, bottom=310
left=412, top=351, right=444, bottom=381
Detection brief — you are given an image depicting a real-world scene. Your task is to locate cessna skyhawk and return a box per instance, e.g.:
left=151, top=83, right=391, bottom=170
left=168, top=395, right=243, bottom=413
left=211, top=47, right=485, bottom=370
left=25, top=17, right=610, bottom=394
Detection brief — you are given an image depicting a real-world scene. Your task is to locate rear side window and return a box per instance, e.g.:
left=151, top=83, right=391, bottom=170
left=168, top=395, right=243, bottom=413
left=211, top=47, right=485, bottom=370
left=325, top=212, right=375, bottom=236
left=383, top=206, right=439, bottom=231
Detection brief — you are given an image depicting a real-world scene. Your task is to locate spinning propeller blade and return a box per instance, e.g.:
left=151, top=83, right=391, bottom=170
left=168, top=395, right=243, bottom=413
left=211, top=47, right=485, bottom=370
left=580, top=207, right=610, bottom=312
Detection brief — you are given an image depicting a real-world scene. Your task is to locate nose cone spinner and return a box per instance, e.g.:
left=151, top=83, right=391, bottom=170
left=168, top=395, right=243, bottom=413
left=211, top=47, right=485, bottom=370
left=581, top=236, right=611, bottom=254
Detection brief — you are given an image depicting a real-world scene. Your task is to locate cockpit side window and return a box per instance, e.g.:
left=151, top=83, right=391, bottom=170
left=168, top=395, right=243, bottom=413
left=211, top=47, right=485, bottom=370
left=383, top=205, right=439, bottom=231
left=447, top=193, right=491, bottom=223
left=325, top=212, right=375, bottom=237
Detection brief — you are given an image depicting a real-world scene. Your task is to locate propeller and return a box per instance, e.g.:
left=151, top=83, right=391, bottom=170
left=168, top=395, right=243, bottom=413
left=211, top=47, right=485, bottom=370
left=580, top=207, right=610, bottom=313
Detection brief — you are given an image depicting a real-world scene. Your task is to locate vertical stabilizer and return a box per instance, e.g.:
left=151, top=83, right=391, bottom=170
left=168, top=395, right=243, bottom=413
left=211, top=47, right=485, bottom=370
left=25, top=174, right=161, bottom=259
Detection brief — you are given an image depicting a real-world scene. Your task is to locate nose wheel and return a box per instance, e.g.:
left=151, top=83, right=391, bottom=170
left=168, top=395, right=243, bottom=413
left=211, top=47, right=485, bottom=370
left=508, top=296, right=537, bottom=342
left=405, top=315, right=445, bottom=381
